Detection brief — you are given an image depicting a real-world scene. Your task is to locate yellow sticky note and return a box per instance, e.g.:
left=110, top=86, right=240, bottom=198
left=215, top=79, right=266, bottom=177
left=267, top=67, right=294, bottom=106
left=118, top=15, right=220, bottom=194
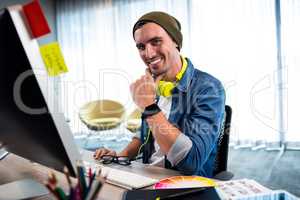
left=40, top=42, right=68, bottom=76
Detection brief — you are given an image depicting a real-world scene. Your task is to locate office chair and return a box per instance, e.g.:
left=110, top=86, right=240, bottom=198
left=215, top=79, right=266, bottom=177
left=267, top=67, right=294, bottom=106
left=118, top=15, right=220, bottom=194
left=78, top=100, right=126, bottom=150
left=213, top=105, right=234, bottom=181
left=126, top=108, right=142, bottom=133
left=79, top=99, right=125, bottom=131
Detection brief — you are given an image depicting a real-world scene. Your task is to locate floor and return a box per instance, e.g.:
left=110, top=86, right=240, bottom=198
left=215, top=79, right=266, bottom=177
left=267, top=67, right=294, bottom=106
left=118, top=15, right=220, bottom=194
left=228, top=148, right=300, bottom=197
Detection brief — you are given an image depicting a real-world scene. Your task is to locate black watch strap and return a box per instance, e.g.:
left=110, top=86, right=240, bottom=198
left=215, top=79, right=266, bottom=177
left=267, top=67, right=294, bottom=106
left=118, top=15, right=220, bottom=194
left=142, top=103, right=161, bottom=119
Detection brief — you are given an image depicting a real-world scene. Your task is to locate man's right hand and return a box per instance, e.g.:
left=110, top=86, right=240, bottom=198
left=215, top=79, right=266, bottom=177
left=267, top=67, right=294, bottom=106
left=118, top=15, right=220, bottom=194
left=93, top=138, right=141, bottom=161
left=93, top=148, right=116, bottom=160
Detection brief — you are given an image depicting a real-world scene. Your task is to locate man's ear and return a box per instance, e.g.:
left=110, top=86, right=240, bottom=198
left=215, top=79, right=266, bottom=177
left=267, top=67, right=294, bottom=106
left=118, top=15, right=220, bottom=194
left=172, top=40, right=180, bottom=50
left=172, top=41, right=177, bottom=48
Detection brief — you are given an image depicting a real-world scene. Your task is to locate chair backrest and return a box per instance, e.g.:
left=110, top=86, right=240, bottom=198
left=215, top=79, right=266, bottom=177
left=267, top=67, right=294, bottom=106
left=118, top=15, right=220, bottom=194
left=213, top=105, right=232, bottom=175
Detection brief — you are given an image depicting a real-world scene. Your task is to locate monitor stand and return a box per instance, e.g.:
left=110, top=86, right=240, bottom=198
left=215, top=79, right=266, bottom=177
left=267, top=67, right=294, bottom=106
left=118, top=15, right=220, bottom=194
left=0, top=179, right=49, bottom=200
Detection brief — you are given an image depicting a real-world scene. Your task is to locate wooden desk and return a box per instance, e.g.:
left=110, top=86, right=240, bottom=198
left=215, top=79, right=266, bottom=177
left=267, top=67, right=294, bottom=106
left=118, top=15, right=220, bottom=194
left=0, top=151, right=180, bottom=200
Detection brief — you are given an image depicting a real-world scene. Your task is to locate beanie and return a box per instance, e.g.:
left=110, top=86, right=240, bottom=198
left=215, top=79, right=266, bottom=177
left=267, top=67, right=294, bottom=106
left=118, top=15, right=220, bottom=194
left=133, top=11, right=183, bottom=50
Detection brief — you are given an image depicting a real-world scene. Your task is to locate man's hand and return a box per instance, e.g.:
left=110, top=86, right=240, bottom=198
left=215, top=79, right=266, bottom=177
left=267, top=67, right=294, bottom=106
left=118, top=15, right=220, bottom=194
left=130, top=69, right=162, bottom=110
left=93, top=148, right=116, bottom=160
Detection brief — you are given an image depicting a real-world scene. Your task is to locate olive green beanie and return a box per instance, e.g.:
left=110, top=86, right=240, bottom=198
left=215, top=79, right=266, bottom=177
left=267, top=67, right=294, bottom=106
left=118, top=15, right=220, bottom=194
left=133, top=11, right=183, bottom=50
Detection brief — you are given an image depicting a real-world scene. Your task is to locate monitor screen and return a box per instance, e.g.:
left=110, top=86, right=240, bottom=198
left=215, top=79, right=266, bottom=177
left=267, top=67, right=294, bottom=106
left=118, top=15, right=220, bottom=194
left=0, top=6, right=81, bottom=177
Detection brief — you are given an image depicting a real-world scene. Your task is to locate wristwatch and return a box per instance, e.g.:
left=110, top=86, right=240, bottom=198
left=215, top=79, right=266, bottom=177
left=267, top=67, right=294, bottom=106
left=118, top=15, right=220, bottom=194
left=142, top=103, right=161, bottom=119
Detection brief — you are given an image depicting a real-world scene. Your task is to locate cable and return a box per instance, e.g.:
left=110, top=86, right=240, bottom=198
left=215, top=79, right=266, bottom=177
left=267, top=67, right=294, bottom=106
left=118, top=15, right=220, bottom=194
left=136, top=129, right=151, bottom=158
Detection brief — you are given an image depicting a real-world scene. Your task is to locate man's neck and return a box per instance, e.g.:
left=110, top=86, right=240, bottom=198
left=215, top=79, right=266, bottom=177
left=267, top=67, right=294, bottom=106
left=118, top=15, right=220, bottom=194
left=164, top=55, right=182, bottom=82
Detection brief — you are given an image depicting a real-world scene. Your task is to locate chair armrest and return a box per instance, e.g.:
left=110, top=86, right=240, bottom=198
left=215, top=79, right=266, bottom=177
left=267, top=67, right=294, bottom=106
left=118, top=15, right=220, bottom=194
left=213, top=171, right=234, bottom=181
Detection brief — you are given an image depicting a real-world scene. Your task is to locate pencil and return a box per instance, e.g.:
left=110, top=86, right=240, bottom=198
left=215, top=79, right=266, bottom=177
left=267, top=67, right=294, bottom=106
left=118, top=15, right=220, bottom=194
left=86, top=172, right=96, bottom=195
left=63, top=167, right=72, bottom=188
left=88, top=167, right=92, bottom=183
left=76, top=160, right=88, bottom=198
left=44, top=182, right=60, bottom=200
left=48, top=171, right=57, bottom=186
left=63, top=167, right=75, bottom=199
left=74, top=184, right=81, bottom=200
left=54, top=187, right=68, bottom=200
left=85, top=179, right=103, bottom=200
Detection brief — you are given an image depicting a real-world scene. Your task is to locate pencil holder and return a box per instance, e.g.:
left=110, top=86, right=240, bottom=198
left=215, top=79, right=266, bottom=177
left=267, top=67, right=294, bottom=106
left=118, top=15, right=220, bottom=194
left=45, top=164, right=103, bottom=200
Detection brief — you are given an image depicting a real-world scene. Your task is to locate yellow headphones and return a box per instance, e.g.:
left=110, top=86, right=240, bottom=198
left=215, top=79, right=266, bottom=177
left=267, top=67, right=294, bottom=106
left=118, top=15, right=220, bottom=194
left=157, top=56, right=188, bottom=97
left=136, top=57, right=188, bottom=159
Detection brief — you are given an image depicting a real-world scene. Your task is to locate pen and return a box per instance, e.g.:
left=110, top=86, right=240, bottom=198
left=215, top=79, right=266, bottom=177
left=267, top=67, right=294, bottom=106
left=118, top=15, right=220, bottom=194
left=156, top=187, right=208, bottom=200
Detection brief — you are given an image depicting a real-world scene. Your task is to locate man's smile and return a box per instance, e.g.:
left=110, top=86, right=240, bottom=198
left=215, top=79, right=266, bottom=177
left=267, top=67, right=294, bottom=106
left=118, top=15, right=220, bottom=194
left=147, top=56, right=163, bottom=67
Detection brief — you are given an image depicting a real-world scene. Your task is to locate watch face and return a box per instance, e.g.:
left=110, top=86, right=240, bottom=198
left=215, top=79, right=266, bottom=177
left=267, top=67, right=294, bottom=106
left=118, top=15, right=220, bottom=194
left=143, top=103, right=161, bottom=118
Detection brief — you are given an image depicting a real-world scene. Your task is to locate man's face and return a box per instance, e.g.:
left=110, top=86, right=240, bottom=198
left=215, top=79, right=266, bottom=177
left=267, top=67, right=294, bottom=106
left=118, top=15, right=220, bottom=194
left=134, top=22, right=179, bottom=78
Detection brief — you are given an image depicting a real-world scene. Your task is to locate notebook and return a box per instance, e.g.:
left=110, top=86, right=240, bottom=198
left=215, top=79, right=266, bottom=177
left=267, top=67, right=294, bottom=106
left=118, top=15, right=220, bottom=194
left=122, top=187, right=221, bottom=200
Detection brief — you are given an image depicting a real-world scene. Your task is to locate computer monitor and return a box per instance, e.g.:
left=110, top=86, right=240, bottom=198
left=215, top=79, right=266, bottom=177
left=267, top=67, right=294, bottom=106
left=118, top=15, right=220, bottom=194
left=0, top=5, right=81, bottom=177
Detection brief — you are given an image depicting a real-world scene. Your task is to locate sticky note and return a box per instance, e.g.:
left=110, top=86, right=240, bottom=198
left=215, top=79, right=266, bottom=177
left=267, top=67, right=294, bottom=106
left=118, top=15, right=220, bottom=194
left=40, top=42, right=68, bottom=76
left=23, top=0, right=51, bottom=38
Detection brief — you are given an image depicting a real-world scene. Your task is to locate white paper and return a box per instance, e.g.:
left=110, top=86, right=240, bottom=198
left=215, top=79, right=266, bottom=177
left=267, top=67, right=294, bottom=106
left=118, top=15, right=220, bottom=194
left=216, top=179, right=271, bottom=199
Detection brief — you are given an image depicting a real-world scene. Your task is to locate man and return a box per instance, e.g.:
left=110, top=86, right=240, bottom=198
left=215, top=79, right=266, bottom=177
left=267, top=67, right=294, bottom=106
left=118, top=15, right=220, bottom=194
left=94, top=11, right=225, bottom=178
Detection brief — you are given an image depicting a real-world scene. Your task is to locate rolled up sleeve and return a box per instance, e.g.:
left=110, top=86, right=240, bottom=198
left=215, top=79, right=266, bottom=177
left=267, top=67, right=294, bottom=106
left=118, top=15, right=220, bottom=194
left=166, top=133, right=193, bottom=166
left=174, top=79, right=225, bottom=177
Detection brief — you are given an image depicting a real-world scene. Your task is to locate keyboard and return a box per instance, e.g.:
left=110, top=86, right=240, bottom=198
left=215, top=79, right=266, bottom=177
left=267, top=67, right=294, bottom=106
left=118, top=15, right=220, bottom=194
left=83, top=161, right=158, bottom=190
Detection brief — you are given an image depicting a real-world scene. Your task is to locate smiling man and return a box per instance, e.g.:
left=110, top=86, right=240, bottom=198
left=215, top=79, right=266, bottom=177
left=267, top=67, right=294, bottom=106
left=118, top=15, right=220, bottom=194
left=94, top=11, right=225, bottom=178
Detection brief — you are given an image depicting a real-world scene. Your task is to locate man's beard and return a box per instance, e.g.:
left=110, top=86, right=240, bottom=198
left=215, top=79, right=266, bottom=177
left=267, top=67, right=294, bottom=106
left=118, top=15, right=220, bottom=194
left=151, top=67, right=168, bottom=80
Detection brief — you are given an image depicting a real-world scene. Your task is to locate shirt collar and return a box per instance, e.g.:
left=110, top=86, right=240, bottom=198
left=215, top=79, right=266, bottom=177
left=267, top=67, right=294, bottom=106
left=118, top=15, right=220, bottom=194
left=176, top=57, right=195, bottom=92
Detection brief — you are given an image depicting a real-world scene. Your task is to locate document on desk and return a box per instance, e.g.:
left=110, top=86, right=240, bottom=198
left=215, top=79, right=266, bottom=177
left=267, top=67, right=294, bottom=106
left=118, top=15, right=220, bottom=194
left=216, top=179, right=271, bottom=199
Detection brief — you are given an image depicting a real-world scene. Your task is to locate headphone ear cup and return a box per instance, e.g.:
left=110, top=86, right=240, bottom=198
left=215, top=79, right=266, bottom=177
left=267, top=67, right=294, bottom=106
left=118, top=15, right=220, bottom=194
left=158, top=81, right=175, bottom=97
left=157, top=57, right=187, bottom=97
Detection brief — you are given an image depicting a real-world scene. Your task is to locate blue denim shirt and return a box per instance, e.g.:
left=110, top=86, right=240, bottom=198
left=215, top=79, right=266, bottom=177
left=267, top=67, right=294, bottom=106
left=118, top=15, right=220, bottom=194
left=140, top=58, right=225, bottom=178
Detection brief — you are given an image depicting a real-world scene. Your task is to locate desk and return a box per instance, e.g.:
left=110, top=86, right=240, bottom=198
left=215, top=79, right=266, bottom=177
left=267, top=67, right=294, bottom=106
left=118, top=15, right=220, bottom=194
left=0, top=151, right=180, bottom=200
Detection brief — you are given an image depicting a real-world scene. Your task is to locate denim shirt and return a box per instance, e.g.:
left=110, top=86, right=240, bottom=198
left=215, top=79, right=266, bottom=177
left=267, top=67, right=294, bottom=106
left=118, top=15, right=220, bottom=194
left=140, top=58, right=225, bottom=178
